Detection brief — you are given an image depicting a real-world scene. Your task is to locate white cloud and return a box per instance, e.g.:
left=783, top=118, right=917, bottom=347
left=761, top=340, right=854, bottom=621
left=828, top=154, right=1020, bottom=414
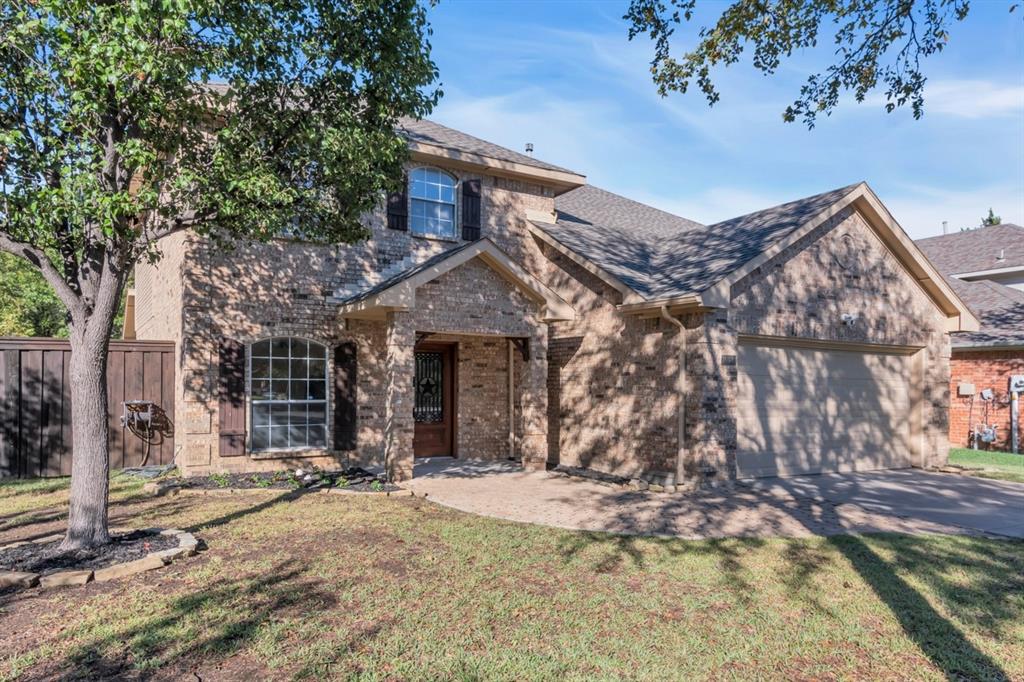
left=863, top=79, right=1024, bottom=119
left=431, top=87, right=630, bottom=177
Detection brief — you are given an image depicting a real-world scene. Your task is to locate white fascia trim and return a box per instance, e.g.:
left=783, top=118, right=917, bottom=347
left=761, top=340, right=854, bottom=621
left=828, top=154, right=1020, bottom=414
left=951, top=265, right=1024, bottom=279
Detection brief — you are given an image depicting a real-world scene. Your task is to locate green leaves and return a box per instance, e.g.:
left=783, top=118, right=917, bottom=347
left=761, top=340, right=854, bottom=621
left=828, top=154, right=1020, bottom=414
left=625, top=0, right=973, bottom=127
left=1, top=0, right=439, bottom=278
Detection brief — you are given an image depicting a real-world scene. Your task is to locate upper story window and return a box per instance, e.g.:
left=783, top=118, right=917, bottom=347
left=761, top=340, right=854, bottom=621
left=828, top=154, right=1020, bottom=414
left=249, top=338, right=328, bottom=451
left=409, top=167, right=457, bottom=239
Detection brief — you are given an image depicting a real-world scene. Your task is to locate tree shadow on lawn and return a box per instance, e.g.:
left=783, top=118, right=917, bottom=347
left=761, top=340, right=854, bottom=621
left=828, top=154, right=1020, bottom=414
left=834, top=533, right=1023, bottom=682
left=58, top=559, right=358, bottom=680
left=558, top=524, right=1021, bottom=681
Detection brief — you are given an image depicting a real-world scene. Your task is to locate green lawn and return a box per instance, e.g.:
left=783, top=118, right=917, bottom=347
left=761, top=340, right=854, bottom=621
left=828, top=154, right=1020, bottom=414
left=1, top=475, right=1022, bottom=681
left=950, top=448, right=1024, bottom=484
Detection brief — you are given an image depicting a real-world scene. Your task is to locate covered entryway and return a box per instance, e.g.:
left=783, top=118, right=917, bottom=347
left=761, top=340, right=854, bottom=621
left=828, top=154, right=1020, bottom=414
left=335, top=238, right=575, bottom=481
left=736, top=338, right=920, bottom=478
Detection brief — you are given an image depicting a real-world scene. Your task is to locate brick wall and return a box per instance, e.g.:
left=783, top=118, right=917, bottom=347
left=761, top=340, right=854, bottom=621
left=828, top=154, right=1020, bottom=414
left=537, top=242, right=681, bottom=480
left=135, top=161, right=554, bottom=475
left=949, top=350, right=1024, bottom=450
left=722, top=206, right=952, bottom=475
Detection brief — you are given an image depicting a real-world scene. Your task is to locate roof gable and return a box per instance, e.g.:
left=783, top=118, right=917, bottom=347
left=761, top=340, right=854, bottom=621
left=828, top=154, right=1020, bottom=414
left=533, top=182, right=978, bottom=331
left=336, top=239, right=574, bottom=322
left=534, top=183, right=859, bottom=301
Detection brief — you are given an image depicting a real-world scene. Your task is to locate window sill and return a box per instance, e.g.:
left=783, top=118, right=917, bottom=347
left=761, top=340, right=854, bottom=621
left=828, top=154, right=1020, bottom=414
left=410, top=232, right=461, bottom=244
left=249, top=447, right=335, bottom=461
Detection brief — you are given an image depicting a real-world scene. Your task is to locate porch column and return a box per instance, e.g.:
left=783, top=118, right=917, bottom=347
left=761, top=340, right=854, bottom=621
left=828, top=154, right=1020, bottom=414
left=519, top=324, right=549, bottom=471
left=383, top=311, right=415, bottom=481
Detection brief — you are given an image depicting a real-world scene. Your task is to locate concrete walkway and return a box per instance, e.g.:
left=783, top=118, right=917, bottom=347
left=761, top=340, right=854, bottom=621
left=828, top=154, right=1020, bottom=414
left=405, top=459, right=1006, bottom=540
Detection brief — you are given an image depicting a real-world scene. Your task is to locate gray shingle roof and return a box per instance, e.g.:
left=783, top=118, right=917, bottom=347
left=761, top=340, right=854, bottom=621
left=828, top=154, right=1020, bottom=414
left=946, top=278, right=1024, bottom=348
left=916, top=223, right=1024, bottom=274
left=540, top=183, right=861, bottom=300
left=337, top=240, right=478, bottom=306
left=399, top=118, right=579, bottom=176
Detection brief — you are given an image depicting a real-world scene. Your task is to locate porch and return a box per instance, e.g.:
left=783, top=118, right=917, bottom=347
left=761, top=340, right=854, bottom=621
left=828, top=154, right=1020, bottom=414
left=334, top=239, right=574, bottom=481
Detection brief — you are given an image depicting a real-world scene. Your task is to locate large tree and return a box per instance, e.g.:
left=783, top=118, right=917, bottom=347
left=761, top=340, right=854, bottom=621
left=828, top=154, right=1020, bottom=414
left=0, top=0, right=438, bottom=548
left=624, top=0, right=1009, bottom=127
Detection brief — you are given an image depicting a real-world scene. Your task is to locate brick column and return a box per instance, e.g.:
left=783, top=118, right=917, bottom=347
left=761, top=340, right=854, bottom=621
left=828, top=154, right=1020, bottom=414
left=519, top=324, right=549, bottom=471
left=688, top=311, right=738, bottom=483
left=383, top=311, right=415, bottom=481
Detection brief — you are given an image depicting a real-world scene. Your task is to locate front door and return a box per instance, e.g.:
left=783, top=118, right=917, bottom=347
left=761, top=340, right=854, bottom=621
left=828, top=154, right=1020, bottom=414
left=413, top=343, right=455, bottom=457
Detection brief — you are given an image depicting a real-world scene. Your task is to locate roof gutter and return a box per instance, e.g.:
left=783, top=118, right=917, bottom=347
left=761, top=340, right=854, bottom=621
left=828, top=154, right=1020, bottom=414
left=617, top=294, right=709, bottom=315
left=950, top=264, right=1024, bottom=279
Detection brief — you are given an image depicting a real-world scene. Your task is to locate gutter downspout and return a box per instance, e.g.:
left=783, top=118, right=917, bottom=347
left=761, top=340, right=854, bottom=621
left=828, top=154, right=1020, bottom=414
left=659, top=306, right=687, bottom=487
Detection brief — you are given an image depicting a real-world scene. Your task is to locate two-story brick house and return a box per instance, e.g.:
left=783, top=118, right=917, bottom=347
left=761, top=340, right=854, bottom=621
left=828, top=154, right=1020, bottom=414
left=133, top=119, right=978, bottom=486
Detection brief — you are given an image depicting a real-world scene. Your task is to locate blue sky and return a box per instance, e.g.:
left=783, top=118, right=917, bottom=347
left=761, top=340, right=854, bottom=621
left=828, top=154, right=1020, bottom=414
left=425, top=1, right=1023, bottom=239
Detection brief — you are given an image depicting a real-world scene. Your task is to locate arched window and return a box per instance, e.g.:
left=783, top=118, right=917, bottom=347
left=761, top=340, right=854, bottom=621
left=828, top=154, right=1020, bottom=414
left=249, top=338, right=328, bottom=450
left=409, top=167, right=456, bottom=238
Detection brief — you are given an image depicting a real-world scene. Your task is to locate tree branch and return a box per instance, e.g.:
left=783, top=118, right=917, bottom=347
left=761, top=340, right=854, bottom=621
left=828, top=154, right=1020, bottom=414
left=0, top=230, right=83, bottom=314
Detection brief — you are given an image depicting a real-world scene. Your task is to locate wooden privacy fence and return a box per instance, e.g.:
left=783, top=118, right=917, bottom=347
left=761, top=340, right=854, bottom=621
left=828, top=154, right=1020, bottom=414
left=0, top=338, right=175, bottom=478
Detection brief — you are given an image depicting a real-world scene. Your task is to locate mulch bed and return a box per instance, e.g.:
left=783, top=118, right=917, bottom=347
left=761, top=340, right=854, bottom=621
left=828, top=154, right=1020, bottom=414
left=182, top=467, right=401, bottom=493
left=0, top=530, right=178, bottom=575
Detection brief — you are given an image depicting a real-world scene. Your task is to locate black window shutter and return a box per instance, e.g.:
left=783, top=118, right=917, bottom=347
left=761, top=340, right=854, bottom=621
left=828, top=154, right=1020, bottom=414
left=333, top=342, right=358, bottom=450
left=386, top=176, right=408, bottom=231
left=461, top=179, right=481, bottom=241
left=218, top=339, right=247, bottom=457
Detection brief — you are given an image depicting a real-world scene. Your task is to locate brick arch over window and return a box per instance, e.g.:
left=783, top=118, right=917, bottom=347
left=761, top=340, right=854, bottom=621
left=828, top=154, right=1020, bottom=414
left=248, top=337, right=329, bottom=451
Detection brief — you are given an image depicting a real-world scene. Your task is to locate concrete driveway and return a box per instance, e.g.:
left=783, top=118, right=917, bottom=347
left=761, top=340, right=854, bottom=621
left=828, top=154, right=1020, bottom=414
left=405, top=459, right=1022, bottom=539
left=748, top=470, right=1024, bottom=538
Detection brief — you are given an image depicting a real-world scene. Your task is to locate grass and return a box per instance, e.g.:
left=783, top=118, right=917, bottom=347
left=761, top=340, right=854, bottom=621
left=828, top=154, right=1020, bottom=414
left=950, top=448, right=1024, bottom=484
left=0, top=477, right=1021, bottom=681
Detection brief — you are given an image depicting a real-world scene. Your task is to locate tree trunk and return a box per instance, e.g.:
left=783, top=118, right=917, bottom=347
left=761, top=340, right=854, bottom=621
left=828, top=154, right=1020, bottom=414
left=60, top=327, right=114, bottom=549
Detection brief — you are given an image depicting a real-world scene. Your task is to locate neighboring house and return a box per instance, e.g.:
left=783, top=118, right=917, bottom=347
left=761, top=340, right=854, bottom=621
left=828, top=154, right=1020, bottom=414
left=917, top=223, right=1024, bottom=291
left=132, top=119, right=977, bottom=485
left=917, top=226, right=1024, bottom=451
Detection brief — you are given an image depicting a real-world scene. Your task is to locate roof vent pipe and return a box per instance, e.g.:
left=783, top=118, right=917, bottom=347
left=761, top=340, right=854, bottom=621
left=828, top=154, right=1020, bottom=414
left=998, top=248, right=1006, bottom=261
left=942, top=220, right=948, bottom=235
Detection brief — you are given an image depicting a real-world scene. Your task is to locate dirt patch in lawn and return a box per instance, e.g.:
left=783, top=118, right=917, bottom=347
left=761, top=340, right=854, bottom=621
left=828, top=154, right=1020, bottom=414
left=0, top=529, right=178, bottom=575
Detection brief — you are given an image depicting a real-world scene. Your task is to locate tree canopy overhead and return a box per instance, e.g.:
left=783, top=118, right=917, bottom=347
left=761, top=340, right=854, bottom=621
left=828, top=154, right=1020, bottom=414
left=625, top=0, right=985, bottom=127
left=0, top=0, right=439, bottom=548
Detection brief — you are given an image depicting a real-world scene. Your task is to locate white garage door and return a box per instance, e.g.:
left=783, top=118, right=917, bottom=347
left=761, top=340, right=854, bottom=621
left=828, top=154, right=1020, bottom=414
left=736, top=340, right=918, bottom=478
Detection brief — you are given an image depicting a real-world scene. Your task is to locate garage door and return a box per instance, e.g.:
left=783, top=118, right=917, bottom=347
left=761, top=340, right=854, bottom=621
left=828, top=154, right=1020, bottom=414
left=736, top=340, right=917, bottom=478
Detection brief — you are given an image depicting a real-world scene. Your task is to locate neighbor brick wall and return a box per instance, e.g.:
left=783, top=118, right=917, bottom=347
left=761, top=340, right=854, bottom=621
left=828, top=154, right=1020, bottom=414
left=949, top=350, right=1024, bottom=450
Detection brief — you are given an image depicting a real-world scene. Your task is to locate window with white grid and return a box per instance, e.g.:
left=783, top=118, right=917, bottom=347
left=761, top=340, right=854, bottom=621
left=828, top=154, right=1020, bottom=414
left=409, top=167, right=456, bottom=238
left=249, top=338, right=328, bottom=450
